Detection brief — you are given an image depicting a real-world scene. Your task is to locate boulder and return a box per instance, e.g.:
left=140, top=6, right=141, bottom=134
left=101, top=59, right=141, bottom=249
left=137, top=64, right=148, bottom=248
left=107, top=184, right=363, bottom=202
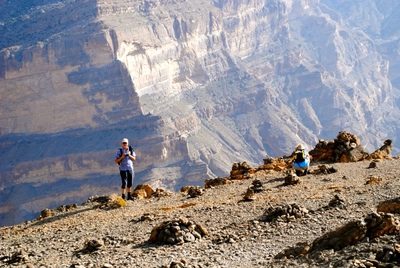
left=377, top=198, right=400, bottom=214
left=131, top=189, right=148, bottom=200
left=276, top=213, right=400, bottom=259
left=180, top=185, right=204, bottom=197
left=230, top=162, right=256, bottom=180
left=366, top=175, right=382, bottom=185
left=310, top=131, right=368, bottom=162
left=258, top=157, right=291, bottom=171
left=312, top=165, right=338, bottom=175
left=81, top=238, right=104, bottom=253
left=149, top=218, right=207, bottom=245
left=186, top=186, right=204, bottom=198
left=133, top=184, right=155, bottom=197
left=328, top=195, right=346, bottom=209
left=204, top=177, right=231, bottom=188
left=284, top=172, right=301, bottom=186
left=243, top=189, right=256, bottom=201
left=262, top=203, right=309, bottom=222
left=369, top=139, right=393, bottom=160
left=152, top=188, right=173, bottom=198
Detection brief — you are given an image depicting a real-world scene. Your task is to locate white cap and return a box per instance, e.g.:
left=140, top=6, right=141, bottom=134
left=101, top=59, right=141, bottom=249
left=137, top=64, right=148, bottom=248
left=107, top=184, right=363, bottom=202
left=122, top=138, right=129, bottom=143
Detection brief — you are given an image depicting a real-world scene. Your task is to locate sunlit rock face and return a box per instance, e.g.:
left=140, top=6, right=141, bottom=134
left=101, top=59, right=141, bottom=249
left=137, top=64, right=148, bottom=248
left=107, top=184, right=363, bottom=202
left=1, top=0, right=400, bottom=226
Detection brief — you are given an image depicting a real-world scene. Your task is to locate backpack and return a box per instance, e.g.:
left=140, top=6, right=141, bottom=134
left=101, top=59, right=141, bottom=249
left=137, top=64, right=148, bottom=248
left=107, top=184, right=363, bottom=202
left=117, top=146, right=134, bottom=165
left=294, top=150, right=305, bottom=163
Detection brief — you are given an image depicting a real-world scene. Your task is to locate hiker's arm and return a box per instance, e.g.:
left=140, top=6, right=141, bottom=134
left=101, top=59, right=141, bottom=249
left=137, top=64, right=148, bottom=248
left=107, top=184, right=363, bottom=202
left=115, top=154, right=125, bottom=164
left=128, top=154, right=136, bottom=161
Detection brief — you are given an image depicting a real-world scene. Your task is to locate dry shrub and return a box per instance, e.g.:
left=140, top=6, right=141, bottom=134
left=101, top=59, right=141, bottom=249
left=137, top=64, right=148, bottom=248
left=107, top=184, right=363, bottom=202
left=112, top=195, right=127, bottom=208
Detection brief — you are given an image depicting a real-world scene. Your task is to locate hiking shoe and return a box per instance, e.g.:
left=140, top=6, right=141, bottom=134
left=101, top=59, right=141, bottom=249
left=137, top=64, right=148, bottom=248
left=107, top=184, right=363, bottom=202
left=127, top=193, right=133, bottom=201
left=121, top=194, right=126, bottom=200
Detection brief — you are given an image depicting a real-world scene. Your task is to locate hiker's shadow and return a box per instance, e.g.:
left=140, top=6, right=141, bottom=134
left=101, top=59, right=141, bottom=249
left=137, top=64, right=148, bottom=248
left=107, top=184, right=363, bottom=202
left=29, top=207, right=93, bottom=227
left=131, top=241, right=177, bottom=250
left=264, top=177, right=288, bottom=188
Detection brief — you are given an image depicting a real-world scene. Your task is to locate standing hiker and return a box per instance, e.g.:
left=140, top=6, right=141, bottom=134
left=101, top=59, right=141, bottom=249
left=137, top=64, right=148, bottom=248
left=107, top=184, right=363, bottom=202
left=292, top=144, right=310, bottom=176
left=115, top=138, right=136, bottom=200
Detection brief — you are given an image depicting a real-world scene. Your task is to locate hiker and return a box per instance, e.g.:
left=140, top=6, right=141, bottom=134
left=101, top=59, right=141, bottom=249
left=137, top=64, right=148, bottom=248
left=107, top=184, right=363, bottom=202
left=292, top=144, right=310, bottom=176
left=115, top=138, right=136, bottom=200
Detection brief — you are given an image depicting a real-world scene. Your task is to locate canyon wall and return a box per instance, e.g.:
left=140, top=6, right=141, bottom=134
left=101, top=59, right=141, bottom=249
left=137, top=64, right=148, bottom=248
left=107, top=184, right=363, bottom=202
left=1, top=0, right=400, bottom=226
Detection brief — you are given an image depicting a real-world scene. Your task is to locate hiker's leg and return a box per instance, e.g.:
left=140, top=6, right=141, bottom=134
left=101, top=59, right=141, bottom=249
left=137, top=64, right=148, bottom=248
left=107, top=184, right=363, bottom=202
left=120, top=170, right=128, bottom=198
left=126, top=170, right=133, bottom=200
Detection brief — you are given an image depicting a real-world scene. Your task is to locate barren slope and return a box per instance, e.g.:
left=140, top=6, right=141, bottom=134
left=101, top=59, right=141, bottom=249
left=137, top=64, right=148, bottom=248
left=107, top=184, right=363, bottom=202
left=2, top=159, right=400, bottom=267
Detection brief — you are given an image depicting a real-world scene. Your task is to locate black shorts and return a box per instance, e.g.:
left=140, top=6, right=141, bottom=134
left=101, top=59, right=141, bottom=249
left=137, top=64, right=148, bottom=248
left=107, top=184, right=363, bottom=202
left=120, top=170, right=134, bottom=189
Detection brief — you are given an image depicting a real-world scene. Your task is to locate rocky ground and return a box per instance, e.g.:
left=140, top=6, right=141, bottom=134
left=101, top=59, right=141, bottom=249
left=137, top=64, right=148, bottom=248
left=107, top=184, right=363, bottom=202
left=2, top=159, right=400, bottom=268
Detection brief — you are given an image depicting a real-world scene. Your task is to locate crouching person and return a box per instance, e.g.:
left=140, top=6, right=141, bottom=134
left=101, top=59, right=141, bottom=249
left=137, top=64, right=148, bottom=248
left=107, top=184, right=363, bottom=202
left=292, top=144, right=310, bottom=176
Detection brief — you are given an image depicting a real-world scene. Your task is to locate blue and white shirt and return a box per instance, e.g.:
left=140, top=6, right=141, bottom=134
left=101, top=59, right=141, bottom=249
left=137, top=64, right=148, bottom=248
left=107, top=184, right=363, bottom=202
left=115, top=148, right=136, bottom=171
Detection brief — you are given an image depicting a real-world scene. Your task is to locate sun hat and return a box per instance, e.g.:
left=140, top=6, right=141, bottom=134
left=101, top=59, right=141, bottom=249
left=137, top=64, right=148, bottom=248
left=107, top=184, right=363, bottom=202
left=296, top=144, right=305, bottom=150
left=121, top=138, right=129, bottom=143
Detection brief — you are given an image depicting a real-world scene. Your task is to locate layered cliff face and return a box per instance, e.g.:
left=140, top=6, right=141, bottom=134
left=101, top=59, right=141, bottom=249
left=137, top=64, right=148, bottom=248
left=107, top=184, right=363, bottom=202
left=1, top=0, right=400, bottom=226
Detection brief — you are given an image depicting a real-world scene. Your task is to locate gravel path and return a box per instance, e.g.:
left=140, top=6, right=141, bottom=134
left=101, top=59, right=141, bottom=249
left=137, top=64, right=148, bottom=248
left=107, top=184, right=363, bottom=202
left=2, top=159, right=400, bottom=267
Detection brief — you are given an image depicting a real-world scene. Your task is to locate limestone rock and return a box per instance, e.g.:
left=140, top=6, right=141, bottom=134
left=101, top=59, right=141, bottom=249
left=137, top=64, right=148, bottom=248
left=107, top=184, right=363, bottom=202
left=258, top=157, right=291, bottom=171
left=186, top=186, right=204, bottom=198
left=131, top=189, right=148, bottom=200
left=310, top=131, right=369, bottom=162
left=313, top=165, right=338, bottom=175
left=313, top=213, right=400, bottom=251
left=230, top=162, right=256, bottom=180
left=366, top=175, right=382, bottom=185
left=204, top=177, right=231, bottom=189
left=262, top=203, right=309, bottom=222
left=284, top=172, right=301, bottom=186
left=149, top=219, right=207, bottom=245
left=369, top=139, right=393, bottom=160
left=40, top=209, right=53, bottom=219
left=243, top=189, right=256, bottom=201
left=38, top=204, right=78, bottom=220
left=276, top=213, right=400, bottom=259
left=328, top=195, right=346, bottom=209
left=152, top=188, right=173, bottom=198
left=81, top=239, right=104, bottom=253
left=249, top=179, right=264, bottom=193
left=368, top=161, right=377, bottom=168
left=1, top=250, right=28, bottom=265
left=131, top=184, right=155, bottom=199
left=134, top=184, right=155, bottom=197
left=377, top=198, right=400, bottom=214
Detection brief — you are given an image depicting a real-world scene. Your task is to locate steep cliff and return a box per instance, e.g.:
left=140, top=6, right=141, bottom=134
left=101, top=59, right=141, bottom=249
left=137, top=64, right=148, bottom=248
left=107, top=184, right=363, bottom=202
left=1, top=0, right=400, bottom=226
